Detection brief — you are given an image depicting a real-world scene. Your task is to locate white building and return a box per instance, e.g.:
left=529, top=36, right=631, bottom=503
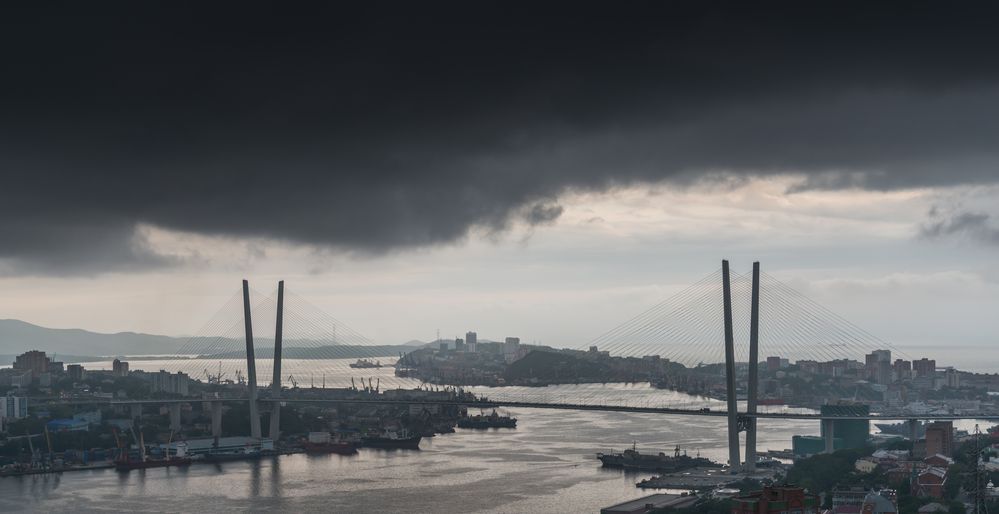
left=0, top=395, right=29, bottom=432
left=503, top=337, right=521, bottom=364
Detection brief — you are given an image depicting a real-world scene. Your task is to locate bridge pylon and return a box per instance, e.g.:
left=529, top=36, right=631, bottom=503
left=243, top=279, right=262, bottom=439
left=744, top=261, right=760, bottom=470
left=269, top=280, right=285, bottom=440
left=722, top=260, right=740, bottom=469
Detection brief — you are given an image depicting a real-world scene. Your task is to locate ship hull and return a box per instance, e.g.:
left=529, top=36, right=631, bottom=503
left=115, top=458, right=191, bottom=471
left=361, top=437, right=421, bottom=450
left=303, top=442, right=358, bottom=455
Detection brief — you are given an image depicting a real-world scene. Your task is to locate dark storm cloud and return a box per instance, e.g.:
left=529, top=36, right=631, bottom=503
left=3, top=1, right=999, bottom=273
left=920, top=211, right=999, bottom=245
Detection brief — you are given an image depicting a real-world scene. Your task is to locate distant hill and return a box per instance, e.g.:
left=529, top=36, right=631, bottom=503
left=0, top=319, right=184, bottom=357
left=0, top=319, right=421, bottom=360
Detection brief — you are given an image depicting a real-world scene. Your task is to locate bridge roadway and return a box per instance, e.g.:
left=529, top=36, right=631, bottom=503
left=26, top=396, right=999, bottom=421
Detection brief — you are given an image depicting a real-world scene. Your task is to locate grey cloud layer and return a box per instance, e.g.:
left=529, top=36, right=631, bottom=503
left=3, top=2, right=999, bottom=273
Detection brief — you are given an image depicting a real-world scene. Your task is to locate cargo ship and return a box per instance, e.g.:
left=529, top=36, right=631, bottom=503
left=203, top=448, right=263, bottom=463
left=597, top=443, right=720, bottom=472
left=361, top=429, right=421, bottom=450
left=349, top=359, right=383, bottom=369
left=302, top=432, right=358, bottom=455
left=457, top=410, right=517, bottom=429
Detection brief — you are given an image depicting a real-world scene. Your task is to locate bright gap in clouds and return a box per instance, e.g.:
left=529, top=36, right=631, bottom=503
left=0, top=177, right=995, bottom=363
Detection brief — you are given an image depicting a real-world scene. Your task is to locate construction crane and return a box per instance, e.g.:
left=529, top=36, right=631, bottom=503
left=287, top=374, right=298, bottom=388
left=44, top=426, right=53, bottom=463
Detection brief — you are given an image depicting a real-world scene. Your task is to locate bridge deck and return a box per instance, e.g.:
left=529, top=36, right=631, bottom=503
left=27, top=396, right=999, bottom=421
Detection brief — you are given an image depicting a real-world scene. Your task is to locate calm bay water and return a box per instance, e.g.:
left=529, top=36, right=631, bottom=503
left=2, top=357, right=991, bottom=512
left=1, top=402, right=821, bottom=513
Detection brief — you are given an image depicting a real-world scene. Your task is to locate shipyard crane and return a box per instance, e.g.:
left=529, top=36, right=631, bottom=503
left=288, top=374, right=298, bottom=388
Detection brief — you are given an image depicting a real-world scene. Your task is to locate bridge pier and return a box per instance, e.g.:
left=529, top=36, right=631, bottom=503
left=169, top=403, right=181, bottom=432
left=243, top=280, right=262, bottom=439
left=822, top=418, right=835, bottom=454
left=269, top=281, right=284, bottom=441
left=908, top=418, right=919, bottom=442
left=722, top=260, right=741, bottom=470
left=744, top=261, right=760, bottom=470
left=211, top=401, right=223, bottom=437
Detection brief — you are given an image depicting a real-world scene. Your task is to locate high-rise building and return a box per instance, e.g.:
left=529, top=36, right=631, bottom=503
left=944, top=368, right=960, bottom=389
left=925, top=421, right=954, bottom=457
left=0, top=394, right=28, bottom=432
left=112, top=359, right=130, bottom=377
left=893, top=359, right=912, bottom=381
left=148, top=370, right=190, bottom=396
left=13, top=350, right=51, bottom=379
left=913, top=358, right=937, bottom=377
left=465, top=331, right=477, bottom=353
left=766, top=356, right=782, bottom=372
left=0, top=394, right=28, bottom=420
left=454, top=338, right=465, bottom=352
left=67, top=364, right=86, bottom=381
left=503, top=337, right=521, bottom=364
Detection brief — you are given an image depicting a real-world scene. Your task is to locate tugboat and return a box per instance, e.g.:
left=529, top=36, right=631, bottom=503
left=361, top=429, right=421, bottom=450
left=349, top=359, right=383, bottom=369
left=457, top=410, right=517, bottom=429
left=597, top=443, right=720, bottom=472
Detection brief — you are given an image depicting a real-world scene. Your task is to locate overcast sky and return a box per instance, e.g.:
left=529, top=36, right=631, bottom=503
left=1, top=2, right=997, bottom=359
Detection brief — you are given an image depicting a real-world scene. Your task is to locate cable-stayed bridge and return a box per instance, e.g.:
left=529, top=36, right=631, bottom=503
left=33, top=261, right=998, bottom=469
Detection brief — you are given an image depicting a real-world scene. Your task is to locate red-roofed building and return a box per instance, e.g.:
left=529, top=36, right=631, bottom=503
left=914, top=467, right=948, bottom=498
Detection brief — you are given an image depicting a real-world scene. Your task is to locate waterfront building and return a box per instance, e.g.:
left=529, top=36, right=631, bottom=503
left=924, top=422, right=954, bottom=457
left=46, top=418, right=90, bottom=432
left=13, top=350, right=51, bottom=379
left=600, top=493, right=697, bottom=514
left=158, top=436, right=274, bottom=456
left=113, top=358, right=130, bottom=377
left=731, top=486, right=819, bottom=514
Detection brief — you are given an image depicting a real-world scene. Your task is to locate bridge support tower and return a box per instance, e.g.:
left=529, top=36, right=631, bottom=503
left=722, top=260, right=741, bottom=469
left=822, top=418, right=836, bottom=454
left=243, top=279, right=262, bottom=439
left=744, top=262, right=760, bottom=470
left=169, top=403, right=181, bottom=432
left=211, top=401, right=223, bottom=437
left=269, top=280, right=284, bottom=441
